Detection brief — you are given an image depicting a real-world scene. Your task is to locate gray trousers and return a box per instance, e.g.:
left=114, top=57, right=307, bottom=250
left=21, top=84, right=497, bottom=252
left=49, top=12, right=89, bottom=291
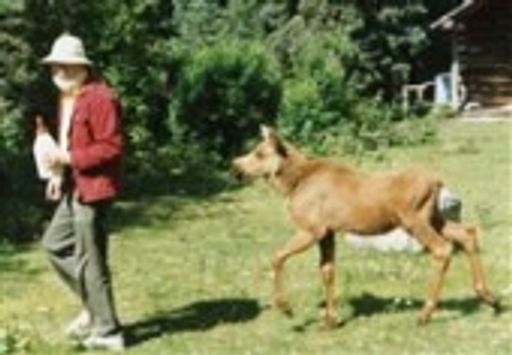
left=42, top=192, right=120, bottom=336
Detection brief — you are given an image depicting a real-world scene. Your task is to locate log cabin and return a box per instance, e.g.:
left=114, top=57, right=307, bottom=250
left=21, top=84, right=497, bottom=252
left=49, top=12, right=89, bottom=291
left=431, top=0, right=512, bottom=110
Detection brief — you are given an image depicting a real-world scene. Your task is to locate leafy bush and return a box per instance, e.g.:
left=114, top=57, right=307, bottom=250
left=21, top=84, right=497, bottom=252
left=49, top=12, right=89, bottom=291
left=273, top=5, right=358, bottom=150
left=0, top=107, right=46, bottom=242
left=169, top=40, right=282, bottom=158
left=278, top=78, right=324, bottom=141
left=0, top=10, right=48, bottom=242
left=0, top=0, right=444, bottom=242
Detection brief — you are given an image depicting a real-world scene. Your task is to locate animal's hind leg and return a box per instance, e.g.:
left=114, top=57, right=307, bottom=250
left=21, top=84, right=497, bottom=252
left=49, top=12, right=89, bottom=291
left=404, top=216, right=453, bottom=325
left=318, top=231, right=337, bottom=328
left=272, top=230, right=316, bottom=316
left=440, top=220, right=500, bottom=312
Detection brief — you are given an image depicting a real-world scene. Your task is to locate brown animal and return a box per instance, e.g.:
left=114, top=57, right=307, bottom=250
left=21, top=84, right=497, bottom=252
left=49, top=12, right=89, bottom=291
left=232, top=126, right=500, bottom=327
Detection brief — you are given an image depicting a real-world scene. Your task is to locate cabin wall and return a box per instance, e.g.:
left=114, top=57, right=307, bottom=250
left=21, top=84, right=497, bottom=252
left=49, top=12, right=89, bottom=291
left=457, top=0, right=512, bottom=106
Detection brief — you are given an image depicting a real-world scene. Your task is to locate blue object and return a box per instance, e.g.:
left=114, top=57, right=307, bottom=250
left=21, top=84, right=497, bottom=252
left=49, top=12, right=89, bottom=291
left=435, top=73, right=452, bottom=104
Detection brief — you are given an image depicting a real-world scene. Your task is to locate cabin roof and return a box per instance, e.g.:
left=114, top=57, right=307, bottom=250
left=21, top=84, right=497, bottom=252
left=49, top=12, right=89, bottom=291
left=430, top=0, right=486, bottom=31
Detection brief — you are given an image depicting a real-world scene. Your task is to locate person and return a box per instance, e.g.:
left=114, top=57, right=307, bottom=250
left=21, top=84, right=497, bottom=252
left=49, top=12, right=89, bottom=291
left=38, top=33, right=124, bottom=351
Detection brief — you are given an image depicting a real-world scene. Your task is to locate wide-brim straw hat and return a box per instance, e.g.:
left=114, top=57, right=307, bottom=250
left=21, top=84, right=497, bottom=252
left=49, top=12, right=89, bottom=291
left=42, top=33, right=93, bottom=66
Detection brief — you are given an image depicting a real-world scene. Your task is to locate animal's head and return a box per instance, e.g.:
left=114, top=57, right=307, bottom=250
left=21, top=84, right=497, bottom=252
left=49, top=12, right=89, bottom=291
left=232, top=125, right=290, bottom=180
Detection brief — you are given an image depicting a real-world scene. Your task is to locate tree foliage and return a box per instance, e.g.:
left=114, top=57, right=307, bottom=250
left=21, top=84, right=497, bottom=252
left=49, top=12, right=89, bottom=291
left=0, top=0, right=450, bottom=241
left=169, top=40, right=282, bottom=158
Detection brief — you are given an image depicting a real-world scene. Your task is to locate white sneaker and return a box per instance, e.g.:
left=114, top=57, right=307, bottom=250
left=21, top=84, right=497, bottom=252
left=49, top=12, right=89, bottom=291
left=65, top=309, right=92, bottom=338
left=82, top=332, right=125, bottom=352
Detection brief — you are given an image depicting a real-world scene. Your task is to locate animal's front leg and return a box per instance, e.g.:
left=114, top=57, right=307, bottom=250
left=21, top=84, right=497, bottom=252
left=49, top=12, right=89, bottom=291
left=272, top=230, right=316, bottom=317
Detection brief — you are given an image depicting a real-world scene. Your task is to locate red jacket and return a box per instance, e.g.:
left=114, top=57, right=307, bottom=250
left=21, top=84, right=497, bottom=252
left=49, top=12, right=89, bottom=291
left=65, top=81, right=123, bottom=203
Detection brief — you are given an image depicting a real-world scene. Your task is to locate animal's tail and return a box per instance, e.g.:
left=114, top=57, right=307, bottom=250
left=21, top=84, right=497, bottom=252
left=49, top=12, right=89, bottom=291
left=436, top=187, right=462, bottom=222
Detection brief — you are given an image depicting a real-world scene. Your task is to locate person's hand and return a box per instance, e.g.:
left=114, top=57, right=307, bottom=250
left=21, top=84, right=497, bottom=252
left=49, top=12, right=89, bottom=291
left=45, top=148, right=71, bottom=167
left=46, top=179, right=62, bottom=201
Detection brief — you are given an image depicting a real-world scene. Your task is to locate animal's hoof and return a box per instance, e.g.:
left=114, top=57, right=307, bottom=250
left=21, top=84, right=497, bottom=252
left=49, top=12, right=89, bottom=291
left=416, top=315, right=429, bottom=326
left=417, top=301, right=436, bottom=326
left=323, top=315, right=339, bottom=329
left=478, top=289, right=496, bottom=303
left=417, top=310, right=432, bottom=326
left=320, top=309, right=338, bottom=329
left=275, top=300, right=294, bottom=317
left=283, top=308, right=294, bottom=317
left=478, top=290, right=502, bottom=314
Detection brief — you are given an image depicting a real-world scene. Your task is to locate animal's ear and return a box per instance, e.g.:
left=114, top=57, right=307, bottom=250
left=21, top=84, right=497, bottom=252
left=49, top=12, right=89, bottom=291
left=260, top=125, right=287, bottom=157
left=260, top=125, right=276, bottom=141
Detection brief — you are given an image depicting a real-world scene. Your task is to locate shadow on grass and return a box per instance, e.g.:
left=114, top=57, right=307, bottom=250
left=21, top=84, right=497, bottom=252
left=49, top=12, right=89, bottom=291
left=124, top=298, right=262, bottom=348
left=347, top=292, right=484, bottom=319
left=293, top=292, right=492, bottom=332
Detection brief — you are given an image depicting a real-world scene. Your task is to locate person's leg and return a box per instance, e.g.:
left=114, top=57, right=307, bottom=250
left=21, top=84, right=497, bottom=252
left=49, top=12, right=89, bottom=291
left=41, top=193, right=81, bottom=296
left=42, top=193, right=93, bottom=336
left=73, top=197, right=121, bottom=337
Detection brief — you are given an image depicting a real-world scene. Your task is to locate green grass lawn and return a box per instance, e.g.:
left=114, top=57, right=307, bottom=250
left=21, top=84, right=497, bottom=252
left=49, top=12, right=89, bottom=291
left=1, top=119, right=511, bottom=354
